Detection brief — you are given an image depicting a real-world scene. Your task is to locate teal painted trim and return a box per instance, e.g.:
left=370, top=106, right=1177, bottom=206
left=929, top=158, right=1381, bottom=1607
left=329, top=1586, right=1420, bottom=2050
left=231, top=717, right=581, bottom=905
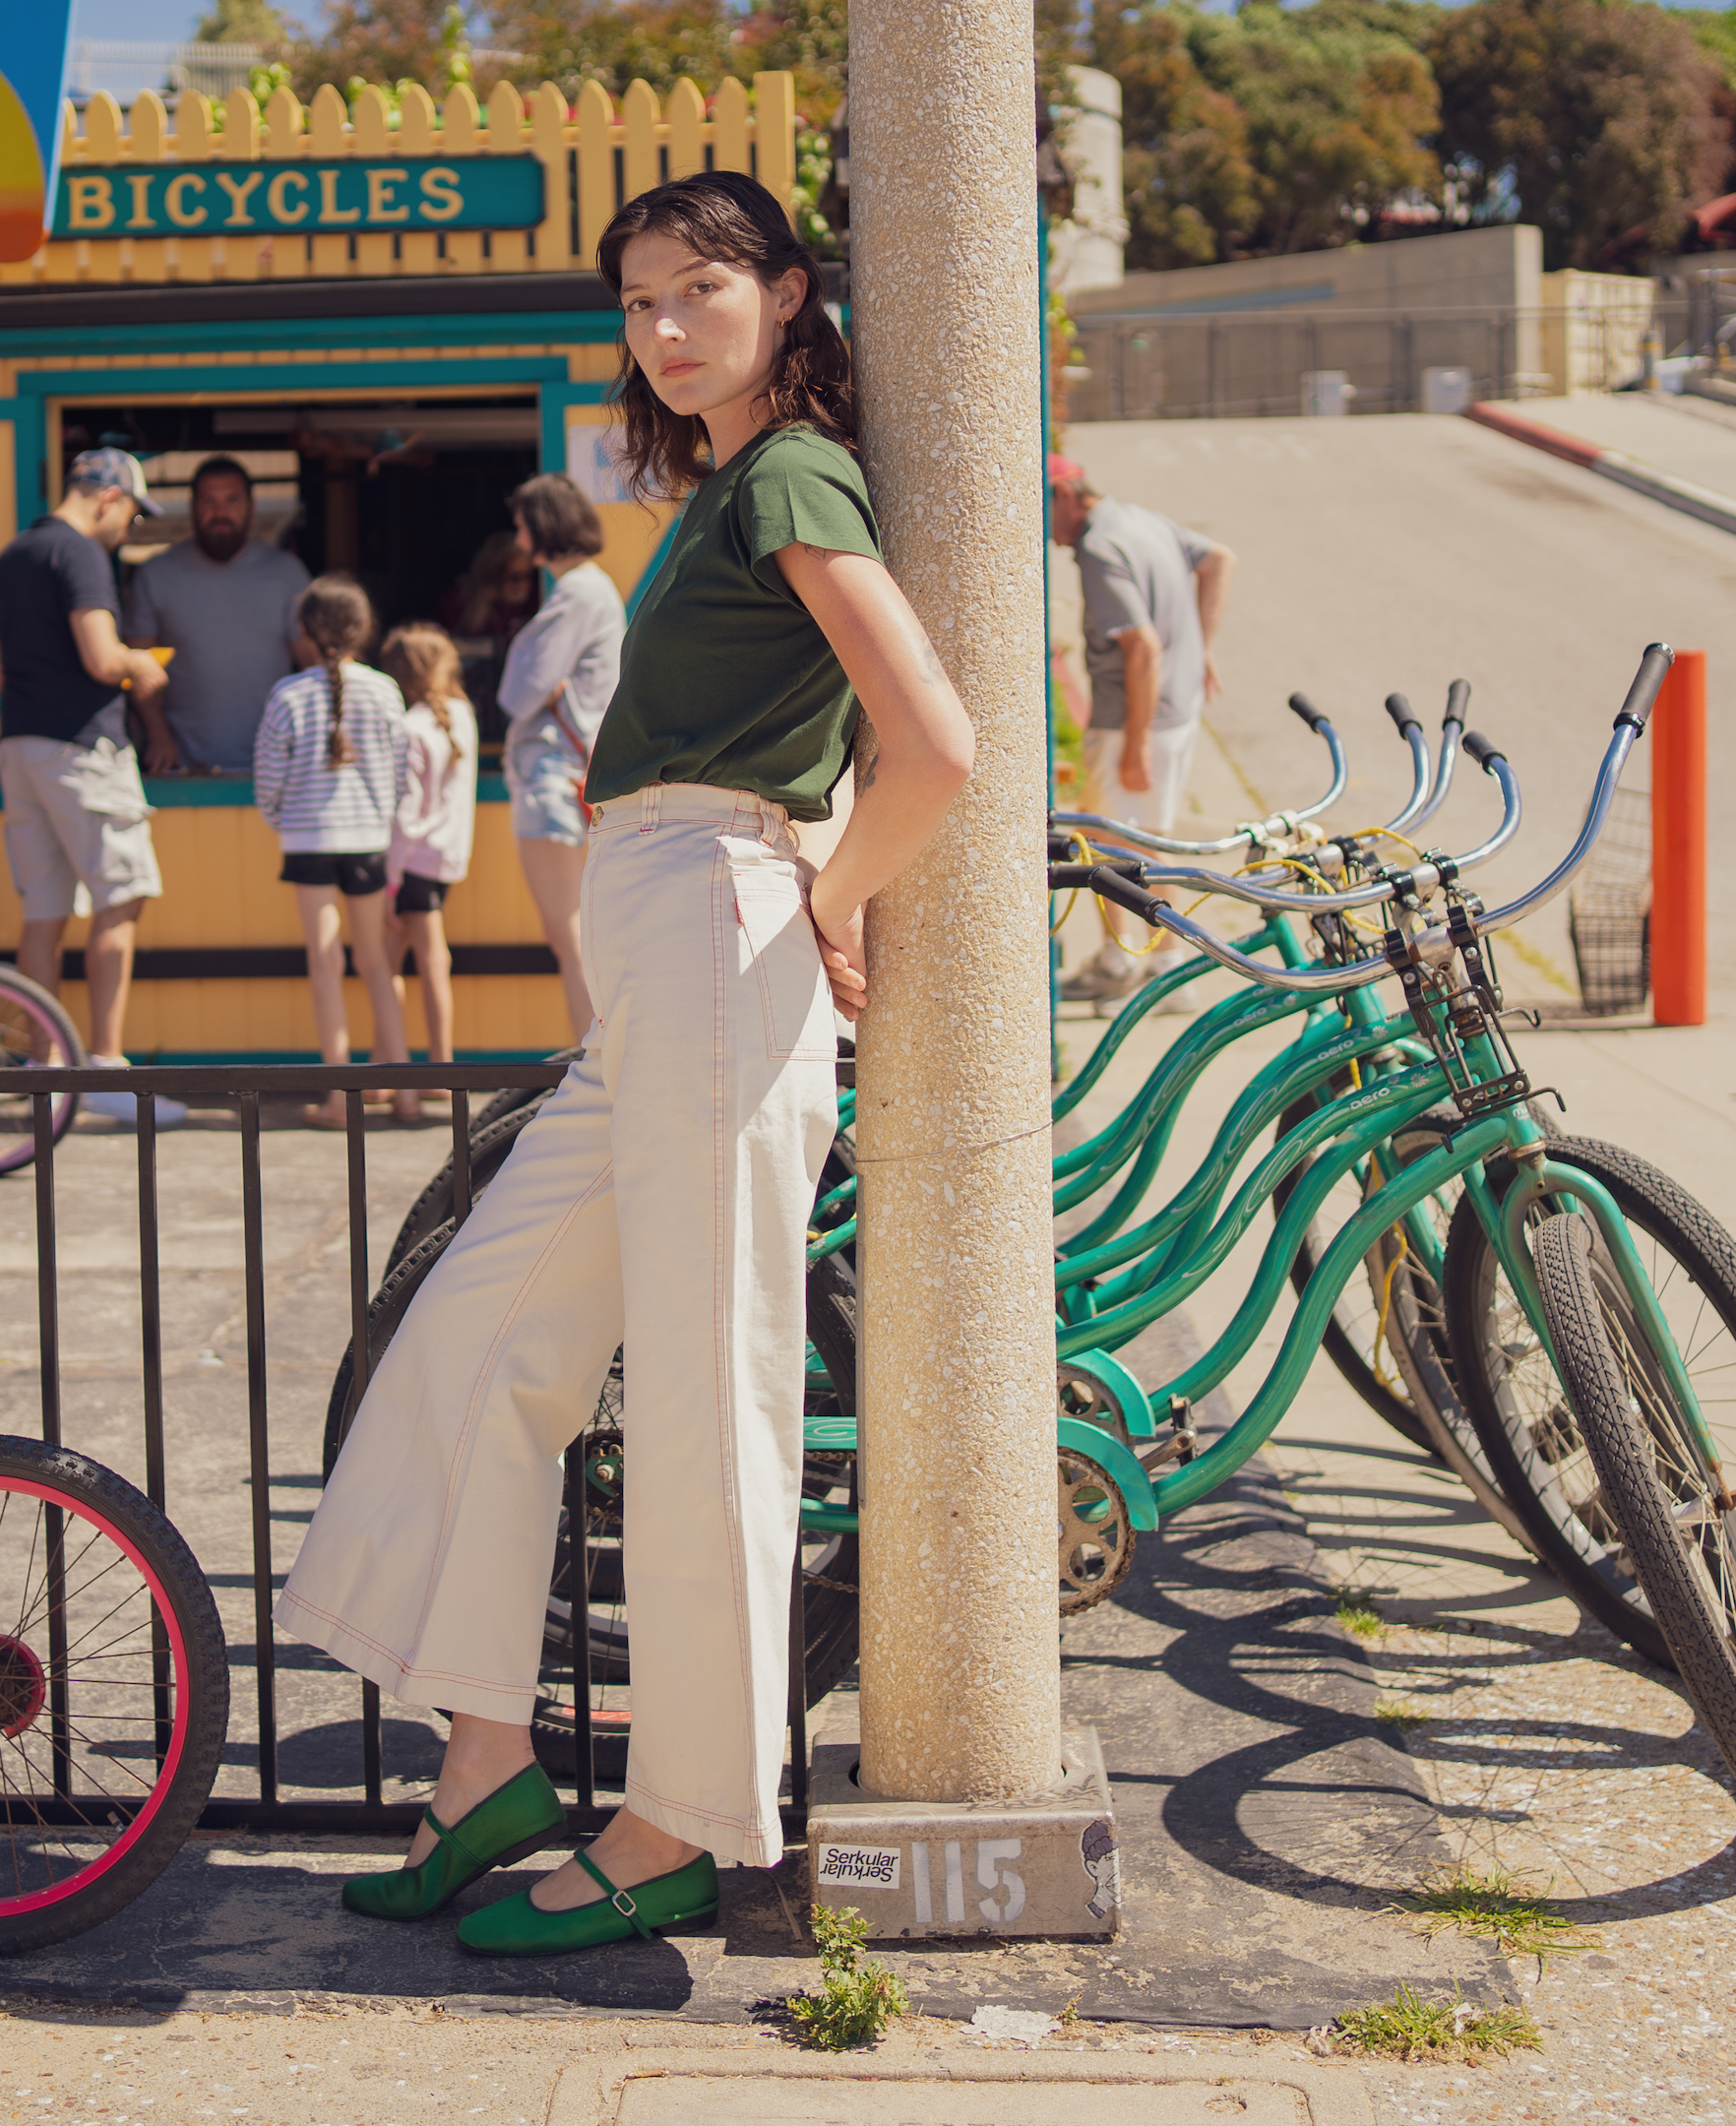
left=3, top=394, right=47, bottom=544
left=538, top=382, right=610, bottom=475
left=625, top=514, right=682, bottom=620
left=15, top=356, right=571, bottom=401
left=1064, top=1347, right=1158, bottom=1439
left=129, top=777, right=513, bottom=809
left=0, top=310, right=622, bottom=361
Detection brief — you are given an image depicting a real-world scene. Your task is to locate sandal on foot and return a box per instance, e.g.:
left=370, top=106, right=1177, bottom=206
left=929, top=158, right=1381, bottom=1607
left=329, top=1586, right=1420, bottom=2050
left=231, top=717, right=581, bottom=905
left=457, top=1848, right=719, bottom=1956
left=341, top=1763, right=567, bottom=1921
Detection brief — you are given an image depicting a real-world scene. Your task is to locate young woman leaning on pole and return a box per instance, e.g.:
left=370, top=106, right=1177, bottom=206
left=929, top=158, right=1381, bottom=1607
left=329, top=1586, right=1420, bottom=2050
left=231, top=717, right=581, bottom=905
left=275, top=169, right=974, bottom=1956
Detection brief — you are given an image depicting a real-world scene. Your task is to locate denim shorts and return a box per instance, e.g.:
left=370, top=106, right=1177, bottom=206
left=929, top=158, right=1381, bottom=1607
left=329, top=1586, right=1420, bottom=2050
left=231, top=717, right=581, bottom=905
left=504, top=717, right=587, bottom=846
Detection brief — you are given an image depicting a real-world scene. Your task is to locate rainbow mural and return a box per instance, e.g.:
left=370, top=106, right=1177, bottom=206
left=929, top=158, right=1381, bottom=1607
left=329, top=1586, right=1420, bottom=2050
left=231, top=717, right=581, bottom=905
left=0, top=5, right=75, bottom=264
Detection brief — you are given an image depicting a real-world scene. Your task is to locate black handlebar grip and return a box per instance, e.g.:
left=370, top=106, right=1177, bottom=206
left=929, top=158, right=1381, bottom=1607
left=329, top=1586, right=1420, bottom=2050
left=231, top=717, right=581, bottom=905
left=1385, top=693, right=1423, bottom=737
left=1089, top=867, right=1170, bottom=928
left=1462, top=730, right=1507, bottom=770
left=1444, top=679, right=1470, bottom=727
left=1614, top=643, right=1675, bottom=733
left=1288, top=692, right=1329, bottom=730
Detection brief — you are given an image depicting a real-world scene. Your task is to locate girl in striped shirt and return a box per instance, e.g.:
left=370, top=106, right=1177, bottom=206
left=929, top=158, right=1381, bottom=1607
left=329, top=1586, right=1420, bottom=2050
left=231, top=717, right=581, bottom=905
left=254, top=574, right=417, bottom=1128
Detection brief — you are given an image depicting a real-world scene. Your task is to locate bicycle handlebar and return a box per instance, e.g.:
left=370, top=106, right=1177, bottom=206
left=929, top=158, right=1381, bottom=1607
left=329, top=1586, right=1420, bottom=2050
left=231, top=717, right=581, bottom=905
left=1462, top=730, right=1504, bottom=769
left=1444, top=679, right=1470, bottom=728
left=1083, top=649, right=1658, bottom=993
left=1052, top=704, right=1348, bottom=857
left=1287, top=691, right=1331, bottom=731
left=1615, top=642, right=1674, bottom=732
left=1385, top=692, right=1422, bottom=737
left=1410, top=678, right=1472, bottom=832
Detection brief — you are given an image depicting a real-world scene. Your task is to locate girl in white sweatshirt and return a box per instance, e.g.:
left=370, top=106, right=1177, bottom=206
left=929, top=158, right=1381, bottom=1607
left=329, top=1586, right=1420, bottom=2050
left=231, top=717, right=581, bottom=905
left=254, top=574, right=414, bottom=1127
left=380, top=624, right=477, bottom=1077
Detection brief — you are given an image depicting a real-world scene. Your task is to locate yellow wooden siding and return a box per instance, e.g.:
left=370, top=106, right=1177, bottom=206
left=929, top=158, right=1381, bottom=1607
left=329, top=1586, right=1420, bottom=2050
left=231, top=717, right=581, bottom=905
left=0, top=802, right=571, bottom=1057
left=5, top=74, right=797, bottom=286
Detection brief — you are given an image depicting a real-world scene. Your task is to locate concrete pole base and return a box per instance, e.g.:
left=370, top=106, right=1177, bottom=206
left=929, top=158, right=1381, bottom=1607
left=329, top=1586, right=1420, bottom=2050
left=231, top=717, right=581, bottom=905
left=805, top=1726, right=1119, bottom=1941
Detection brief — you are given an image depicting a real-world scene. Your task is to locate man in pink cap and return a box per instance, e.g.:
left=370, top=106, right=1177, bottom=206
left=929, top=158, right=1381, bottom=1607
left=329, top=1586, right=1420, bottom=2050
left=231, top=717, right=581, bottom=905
left=1048, top=452, right=1236, bottom=1009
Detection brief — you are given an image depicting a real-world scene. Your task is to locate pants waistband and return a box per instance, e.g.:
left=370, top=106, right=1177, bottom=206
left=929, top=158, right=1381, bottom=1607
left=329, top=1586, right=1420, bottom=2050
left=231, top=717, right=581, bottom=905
left=589, top=783, right=791, bottom=838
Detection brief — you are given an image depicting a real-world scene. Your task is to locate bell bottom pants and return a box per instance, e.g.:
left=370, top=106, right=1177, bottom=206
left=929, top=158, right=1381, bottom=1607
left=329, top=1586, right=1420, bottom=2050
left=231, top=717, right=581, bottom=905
left=277, top=783, right=838, bottom=1865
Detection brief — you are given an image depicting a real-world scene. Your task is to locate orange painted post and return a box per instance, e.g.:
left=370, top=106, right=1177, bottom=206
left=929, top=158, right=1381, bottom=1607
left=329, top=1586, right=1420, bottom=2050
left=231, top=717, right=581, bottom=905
left=1651, top=649, right=1706, bottom=1027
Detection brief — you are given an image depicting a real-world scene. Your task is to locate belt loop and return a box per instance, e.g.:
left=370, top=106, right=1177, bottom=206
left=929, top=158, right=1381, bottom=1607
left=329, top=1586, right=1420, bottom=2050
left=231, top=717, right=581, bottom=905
left=639, top=784, right=662, bottom=835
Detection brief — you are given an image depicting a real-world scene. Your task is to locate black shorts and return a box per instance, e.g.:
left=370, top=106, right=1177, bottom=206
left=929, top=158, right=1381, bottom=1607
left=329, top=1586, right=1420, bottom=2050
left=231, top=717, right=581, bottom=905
left=279, top=850, right=390, bottom=898
left=393, top=872, right=450, bottom=914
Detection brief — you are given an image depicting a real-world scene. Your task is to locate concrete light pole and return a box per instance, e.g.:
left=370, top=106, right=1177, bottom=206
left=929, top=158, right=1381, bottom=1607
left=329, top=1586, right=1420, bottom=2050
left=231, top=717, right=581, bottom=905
left=848, top=0, right=1061, bottom=1807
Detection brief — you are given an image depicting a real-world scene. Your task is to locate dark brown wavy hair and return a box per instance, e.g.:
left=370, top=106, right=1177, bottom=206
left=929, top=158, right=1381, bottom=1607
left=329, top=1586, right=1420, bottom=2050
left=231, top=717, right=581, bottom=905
left=595, top=170, right=854, bottom=503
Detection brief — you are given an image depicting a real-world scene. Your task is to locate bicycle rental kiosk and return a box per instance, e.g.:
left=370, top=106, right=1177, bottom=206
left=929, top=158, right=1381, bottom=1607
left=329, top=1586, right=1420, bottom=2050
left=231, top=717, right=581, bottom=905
left=0, top=71, right=801, bottom=1060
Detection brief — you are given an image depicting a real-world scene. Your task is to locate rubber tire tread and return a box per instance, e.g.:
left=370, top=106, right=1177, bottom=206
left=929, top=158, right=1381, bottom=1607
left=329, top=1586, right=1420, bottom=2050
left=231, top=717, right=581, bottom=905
left=0, top=1437, right=228, bottom=1955
left=1444, top=1136, right=1736, bottom=1667
left=1531, top=1215, right=1736, bottom=1772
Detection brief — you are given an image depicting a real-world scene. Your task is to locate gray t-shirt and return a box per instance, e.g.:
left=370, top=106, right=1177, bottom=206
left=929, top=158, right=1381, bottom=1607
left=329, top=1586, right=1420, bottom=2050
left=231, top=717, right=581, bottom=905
left=496, top=560, right=625, bottom=748
left=126, top=538, right=311, bottom=772
left=1075, top=498, right=1212, bottom=732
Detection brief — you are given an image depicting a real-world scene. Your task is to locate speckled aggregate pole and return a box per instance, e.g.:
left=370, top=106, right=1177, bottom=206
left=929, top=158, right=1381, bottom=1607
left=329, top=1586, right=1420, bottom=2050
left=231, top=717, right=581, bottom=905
left=850, top=0, right=1062, bottom=1801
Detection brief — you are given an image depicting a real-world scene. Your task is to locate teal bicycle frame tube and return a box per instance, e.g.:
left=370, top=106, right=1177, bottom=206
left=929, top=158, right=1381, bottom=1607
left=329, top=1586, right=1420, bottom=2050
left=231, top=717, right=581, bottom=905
left=1063, top=1071, right=1450, bottom=1375
left=1148, top=1115, right=1514, bottom=1516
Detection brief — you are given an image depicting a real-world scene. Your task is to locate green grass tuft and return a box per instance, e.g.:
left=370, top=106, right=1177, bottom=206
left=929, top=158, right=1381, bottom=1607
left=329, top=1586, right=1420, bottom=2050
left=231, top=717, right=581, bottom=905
left=787, top=1905, right=908, bottom=2052
left=1374, top=1699, right=1429, bottom=1728
left=1335, top=1594, right=1384, bottom=1641
left=1390, top=1865, right=1598, bottom=1961
left=1334, top=1983, right=1542, bottom=2062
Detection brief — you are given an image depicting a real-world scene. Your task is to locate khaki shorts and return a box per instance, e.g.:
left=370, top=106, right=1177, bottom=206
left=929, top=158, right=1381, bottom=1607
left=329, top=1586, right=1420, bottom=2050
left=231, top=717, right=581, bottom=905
left=0, top=733, right=162, bottom=922
left=1082, top=719, right=1202, bottom=839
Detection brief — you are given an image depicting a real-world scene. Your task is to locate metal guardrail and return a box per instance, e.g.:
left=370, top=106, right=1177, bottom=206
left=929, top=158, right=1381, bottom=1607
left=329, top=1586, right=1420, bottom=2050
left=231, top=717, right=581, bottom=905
left=11, top=1060, right=818, bottom=1838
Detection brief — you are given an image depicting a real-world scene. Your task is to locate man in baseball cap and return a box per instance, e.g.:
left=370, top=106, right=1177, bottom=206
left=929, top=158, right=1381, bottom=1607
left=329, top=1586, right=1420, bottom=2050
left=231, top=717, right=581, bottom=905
left=0, top=447, right=185, bottom=1122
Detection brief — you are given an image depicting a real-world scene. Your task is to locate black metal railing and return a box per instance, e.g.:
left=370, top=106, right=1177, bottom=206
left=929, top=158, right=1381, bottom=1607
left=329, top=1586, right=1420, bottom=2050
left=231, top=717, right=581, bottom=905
left=11, top=1059, right=816, bottom=1838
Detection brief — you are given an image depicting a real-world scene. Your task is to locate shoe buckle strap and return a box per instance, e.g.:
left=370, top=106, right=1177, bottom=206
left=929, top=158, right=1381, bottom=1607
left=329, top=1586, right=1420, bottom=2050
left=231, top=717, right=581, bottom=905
left=611, top=1889, right=639, bottom=1918
left=575, top=1845, right=655, bottom=1940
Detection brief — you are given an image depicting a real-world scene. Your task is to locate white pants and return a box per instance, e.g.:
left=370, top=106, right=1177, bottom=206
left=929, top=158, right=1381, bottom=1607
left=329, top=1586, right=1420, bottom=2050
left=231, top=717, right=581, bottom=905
left=1082, top=718, right=1201, bottom=839
left=277, top=784, right=837, bottom=1865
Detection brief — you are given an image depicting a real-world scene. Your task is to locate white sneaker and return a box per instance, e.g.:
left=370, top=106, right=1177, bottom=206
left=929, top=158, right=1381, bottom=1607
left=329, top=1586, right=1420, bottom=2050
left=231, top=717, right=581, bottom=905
left=83, top=1058, right=188, bottom=1127
left=1059, top=956, right=1136, bottom=1004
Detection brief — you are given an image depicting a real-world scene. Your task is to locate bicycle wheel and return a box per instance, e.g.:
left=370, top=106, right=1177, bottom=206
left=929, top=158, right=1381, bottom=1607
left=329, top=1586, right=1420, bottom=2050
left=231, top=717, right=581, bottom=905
left=1530, top=1213, right=1736, bottom=1771
left=382, top=1100, right=543, bottom=1279
left=1446, top=1139, right=1736, bottom=1667
left=0, top=1437, right=228, bottom=1955
left=0, top=969, right=86, bottom=1177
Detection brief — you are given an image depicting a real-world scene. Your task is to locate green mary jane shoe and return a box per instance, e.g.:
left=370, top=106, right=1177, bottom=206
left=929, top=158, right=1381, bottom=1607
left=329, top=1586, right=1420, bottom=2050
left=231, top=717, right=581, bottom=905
left=341, top=1762, right=568, bottom=1921
left=457, top=1847, right=720, bottom=1956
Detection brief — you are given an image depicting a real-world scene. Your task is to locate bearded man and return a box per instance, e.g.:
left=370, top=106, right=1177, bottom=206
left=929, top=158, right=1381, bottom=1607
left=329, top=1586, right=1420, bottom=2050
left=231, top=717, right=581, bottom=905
left=126, top=455, right=311, bottom=774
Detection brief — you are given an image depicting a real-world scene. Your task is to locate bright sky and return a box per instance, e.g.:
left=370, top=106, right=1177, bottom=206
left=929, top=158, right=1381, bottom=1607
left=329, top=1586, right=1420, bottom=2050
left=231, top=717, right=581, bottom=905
left=67, top=0, right=1736, bottom=35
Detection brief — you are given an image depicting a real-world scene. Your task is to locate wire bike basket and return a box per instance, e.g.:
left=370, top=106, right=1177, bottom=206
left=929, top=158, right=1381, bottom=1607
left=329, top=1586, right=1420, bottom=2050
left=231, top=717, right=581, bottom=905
left=1568, top=784, right=1651, bottom=1016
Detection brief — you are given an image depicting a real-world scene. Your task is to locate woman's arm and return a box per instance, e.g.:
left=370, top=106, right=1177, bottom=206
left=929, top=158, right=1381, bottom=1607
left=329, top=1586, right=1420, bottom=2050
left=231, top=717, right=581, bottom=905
left=253, top=697, right=289, bottom=830
left=772, top=545, right=974, bottom=1021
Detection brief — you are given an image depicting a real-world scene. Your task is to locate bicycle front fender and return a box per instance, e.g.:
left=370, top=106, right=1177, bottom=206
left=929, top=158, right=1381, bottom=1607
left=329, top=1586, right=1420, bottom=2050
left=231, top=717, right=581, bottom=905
left=1058, top=1417, right=1160, bottom=1531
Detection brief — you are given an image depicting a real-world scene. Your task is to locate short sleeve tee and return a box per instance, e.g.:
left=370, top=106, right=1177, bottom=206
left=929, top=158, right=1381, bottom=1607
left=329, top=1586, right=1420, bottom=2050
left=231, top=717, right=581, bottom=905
left=0, top=517, right=125, bottom=744
left=1075, top=499, right=1213, bottom=733
left=585, top=425, right=882, bottom=822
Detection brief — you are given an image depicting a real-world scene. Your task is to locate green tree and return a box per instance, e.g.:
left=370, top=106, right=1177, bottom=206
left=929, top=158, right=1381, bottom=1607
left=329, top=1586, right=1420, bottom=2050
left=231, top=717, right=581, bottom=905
left=289, top=0, right=491, bottom=101
left=482, top=0, right=739, bottom=104
left=1092, top=1, right=1440, bottom=267
left=1430, top=0, right=1730, bottom=269
left=194, top=0, right=290, bottom=42
left=1692, top=9, right=1736, bottom=97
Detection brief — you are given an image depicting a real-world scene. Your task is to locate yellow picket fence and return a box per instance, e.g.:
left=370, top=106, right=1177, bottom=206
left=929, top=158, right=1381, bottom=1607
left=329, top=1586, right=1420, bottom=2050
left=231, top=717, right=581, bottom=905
left=3, top=72, right=796, bottom=288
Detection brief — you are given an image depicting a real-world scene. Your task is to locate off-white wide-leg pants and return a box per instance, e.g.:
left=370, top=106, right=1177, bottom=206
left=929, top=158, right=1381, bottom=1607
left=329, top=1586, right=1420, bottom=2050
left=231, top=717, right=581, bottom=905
left=277, top=784, right=838, bottom=1865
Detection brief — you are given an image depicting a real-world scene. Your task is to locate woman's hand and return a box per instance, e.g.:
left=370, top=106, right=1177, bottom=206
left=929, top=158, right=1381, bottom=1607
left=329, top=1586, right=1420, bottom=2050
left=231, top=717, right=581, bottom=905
left=809, top=878, right=867, bottom=1021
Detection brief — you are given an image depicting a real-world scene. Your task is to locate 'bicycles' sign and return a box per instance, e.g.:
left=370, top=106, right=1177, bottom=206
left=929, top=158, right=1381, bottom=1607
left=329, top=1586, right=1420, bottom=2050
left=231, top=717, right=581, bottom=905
left=51, top=154, right=546, bottom=238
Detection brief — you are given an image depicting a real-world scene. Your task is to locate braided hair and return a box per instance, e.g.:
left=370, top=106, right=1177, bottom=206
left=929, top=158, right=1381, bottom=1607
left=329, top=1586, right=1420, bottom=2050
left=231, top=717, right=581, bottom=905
left=296, top=575, right=375, bottom=768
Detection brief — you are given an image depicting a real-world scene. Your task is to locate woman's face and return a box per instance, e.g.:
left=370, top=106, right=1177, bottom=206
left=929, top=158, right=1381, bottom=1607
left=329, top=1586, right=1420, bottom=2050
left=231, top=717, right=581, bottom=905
left=619, top=230, right=804, bottom=427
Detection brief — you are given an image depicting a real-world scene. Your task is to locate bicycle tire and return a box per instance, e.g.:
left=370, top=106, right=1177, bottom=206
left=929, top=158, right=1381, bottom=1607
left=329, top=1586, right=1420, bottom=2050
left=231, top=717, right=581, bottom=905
left=1445, top=1138, right=1736, bottom=1668
left=382, top=1102, right=543, bottom=1278
left=1530, top=1213, right=1736, bottom=1772
left=0, top=968, right=87, bottom=1177
left=321, top=1220, right=861, bottom=1717
left=0, top=1437, right=228, bottom=1955
left=1272, top=1085, right=1440, bottom=1453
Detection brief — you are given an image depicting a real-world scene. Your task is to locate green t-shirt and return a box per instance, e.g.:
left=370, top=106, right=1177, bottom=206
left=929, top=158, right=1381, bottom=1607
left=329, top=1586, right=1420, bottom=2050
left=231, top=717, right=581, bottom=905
left=585, top=424, right=882, bottom=823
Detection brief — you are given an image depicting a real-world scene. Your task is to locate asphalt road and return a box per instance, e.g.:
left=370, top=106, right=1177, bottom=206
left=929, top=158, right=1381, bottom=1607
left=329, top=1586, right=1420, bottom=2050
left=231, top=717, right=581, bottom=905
left=1058, top=405, right=1736, bottom=1003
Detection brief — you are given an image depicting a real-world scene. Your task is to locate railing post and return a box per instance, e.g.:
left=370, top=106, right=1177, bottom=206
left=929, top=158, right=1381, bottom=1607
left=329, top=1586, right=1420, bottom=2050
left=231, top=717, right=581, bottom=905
left=1651, top=650, right=1707, bottom=1028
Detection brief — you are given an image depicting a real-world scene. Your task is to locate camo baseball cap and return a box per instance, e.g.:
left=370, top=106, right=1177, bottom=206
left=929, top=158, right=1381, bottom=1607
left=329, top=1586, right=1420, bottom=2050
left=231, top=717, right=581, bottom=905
left=67, top=446, right=163, bottom=516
